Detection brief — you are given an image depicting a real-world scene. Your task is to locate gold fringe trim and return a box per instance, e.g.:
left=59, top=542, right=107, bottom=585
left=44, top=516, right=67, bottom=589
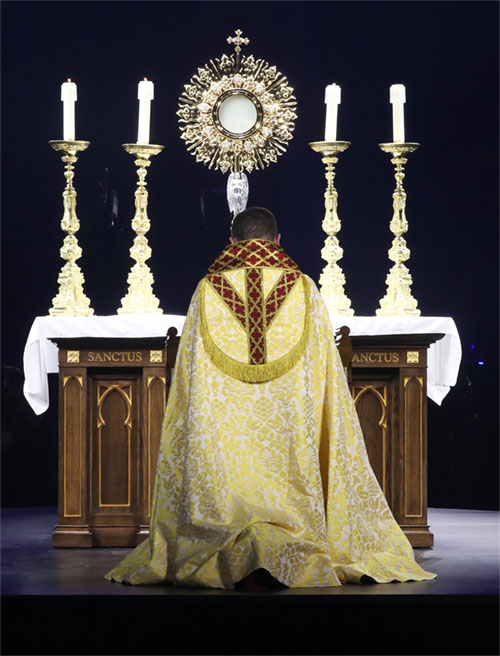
left=200, top=275, right=311, bottom=383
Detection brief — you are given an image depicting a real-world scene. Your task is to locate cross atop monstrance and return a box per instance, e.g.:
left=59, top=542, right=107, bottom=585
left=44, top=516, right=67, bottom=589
left=226, top=29, right=249, bottom=54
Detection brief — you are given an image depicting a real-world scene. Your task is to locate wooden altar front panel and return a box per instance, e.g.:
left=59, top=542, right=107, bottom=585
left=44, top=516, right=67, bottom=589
left=51, top=337, right=169, bottom=547
left=51, top=331, right=441, bottom=548
left=350, top=333, right=443, bottom=548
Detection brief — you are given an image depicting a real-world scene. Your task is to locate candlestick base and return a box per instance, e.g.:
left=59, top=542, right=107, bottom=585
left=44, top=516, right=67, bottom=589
left=309, top=140, right=354, bottom=317
left=377, top=264, right=420, bottom=317
left=376, top=142, right=421, bottom=317
left=118, top=143, right=164, bottom=315
left=48, top=139, right=94, bottom=316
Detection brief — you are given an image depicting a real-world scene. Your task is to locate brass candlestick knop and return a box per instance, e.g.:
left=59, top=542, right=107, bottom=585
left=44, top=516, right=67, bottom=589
left=118, top=143, right=164, bottom=315
left=48, top=139, right=94, bottom=316
left=376, top=142, right=421, bottom=316
left=309, top=140, right=354, bottom=316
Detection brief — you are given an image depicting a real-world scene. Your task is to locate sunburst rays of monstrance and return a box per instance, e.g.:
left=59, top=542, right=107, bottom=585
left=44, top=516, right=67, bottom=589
left=177, top=29, right=297, bottom=217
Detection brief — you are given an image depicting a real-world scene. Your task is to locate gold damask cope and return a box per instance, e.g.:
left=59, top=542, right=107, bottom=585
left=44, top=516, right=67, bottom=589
left=105, top=272, right=436, bottom=588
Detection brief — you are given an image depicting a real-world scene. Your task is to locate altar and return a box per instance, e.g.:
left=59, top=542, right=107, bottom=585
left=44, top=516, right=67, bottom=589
left=23, top=314, right=461, bottom=548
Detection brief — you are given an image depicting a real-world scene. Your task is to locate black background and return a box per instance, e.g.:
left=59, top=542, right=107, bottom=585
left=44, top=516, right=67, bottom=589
left=1, top=0, right=498, bottom=510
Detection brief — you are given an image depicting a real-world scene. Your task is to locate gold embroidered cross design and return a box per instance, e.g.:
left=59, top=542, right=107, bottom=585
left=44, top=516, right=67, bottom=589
left=208, top=268, right=300, bottom=365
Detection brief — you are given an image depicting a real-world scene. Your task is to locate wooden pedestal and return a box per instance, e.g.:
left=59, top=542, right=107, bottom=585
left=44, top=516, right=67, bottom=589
left=51, top=337, right=171, bottom=548
left=350, top=333, right=444, bottom=547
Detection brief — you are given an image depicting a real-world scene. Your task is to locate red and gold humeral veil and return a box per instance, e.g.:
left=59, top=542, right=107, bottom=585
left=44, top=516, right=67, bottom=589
left=106, top=239, right=435, bottom=587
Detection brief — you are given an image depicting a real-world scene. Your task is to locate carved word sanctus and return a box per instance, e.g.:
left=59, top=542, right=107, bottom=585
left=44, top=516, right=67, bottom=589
left=352, top=352, right=400, bottom=364
left=88, top=352, right=143, bottom=363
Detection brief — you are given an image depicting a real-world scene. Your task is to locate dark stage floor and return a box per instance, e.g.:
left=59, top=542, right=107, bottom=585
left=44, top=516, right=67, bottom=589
left=1, top=507, right=499, bottom=656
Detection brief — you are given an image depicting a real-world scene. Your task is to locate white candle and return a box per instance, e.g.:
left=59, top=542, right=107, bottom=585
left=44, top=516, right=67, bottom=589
left=390, top=84, right=406, bottom=142
left=324, top=83, right=341, bottom=141
left=61, top=79, right=77, bottom=141
left=137, top=78, right=154, bottom=144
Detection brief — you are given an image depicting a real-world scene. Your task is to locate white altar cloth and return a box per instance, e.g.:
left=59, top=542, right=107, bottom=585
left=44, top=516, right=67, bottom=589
left=23, top=314, right=461, bottom=415
left=23, top=315, right=186, bottom=415
left=328, top=314, right=461, bottom=406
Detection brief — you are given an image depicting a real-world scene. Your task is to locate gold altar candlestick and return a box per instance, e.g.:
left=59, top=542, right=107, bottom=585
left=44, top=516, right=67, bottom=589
left=48, top=140, right=94, bottom=316
left=309, top=140, right=354, bottom=316
left=118, top=143, right=164, bottom=315
left=376, top=142, right=421, bottom=316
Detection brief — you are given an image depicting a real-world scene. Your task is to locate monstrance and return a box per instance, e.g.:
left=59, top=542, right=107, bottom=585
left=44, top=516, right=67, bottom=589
left=177, top=30, right=297, bottom=216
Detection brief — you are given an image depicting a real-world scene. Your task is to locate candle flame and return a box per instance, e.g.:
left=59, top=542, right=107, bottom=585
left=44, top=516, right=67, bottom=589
left=67, top=78, right=72, bottom=82
left=144, top=77, right=148, bottom=81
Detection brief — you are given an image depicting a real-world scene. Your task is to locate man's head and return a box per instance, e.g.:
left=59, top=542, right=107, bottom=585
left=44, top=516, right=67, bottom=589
left=230, top=207, right=280, bottom=244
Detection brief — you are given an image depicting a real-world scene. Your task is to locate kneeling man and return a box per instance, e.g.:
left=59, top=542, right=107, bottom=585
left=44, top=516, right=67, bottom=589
left=106, top=207, right=435, bottom=588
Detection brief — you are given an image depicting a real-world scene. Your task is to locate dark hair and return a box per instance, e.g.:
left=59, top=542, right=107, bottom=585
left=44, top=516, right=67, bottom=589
left=230, top=207, right=278, bottom=242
